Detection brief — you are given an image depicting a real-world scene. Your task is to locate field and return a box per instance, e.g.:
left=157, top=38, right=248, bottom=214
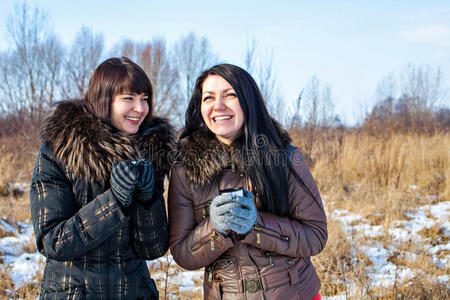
left=0, top=130, right=448, bottom=299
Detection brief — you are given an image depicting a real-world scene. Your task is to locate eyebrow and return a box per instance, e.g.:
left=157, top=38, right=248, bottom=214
left=121, top=92, right=148, bottom=97
left=202, top=88, right=234, bottom=95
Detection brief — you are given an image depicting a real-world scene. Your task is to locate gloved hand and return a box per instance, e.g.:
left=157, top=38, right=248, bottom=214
left=135, top=159, right=155, bottom=203
left=228, top=190, right=257, bottom=235
left=209, top=193, right=240, bottom=234
left=110, top=160, right=138, bottom=207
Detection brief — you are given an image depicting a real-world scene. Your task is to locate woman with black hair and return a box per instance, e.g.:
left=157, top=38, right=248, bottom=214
left=169, top=63, right=327, bottom=299
left=30, top=57, right=175, bottom=299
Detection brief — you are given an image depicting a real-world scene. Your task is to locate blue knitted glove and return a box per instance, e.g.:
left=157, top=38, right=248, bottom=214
left=135, top=159, right=155, bottom=203
left=228, top=190, right=257, bottom=235
left=209, top=193, right=240, bottom=234
left=110, top=160, right=138, bottom=207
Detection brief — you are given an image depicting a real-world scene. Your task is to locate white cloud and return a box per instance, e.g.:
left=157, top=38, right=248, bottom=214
left=401, top=25, right=450, bottom=44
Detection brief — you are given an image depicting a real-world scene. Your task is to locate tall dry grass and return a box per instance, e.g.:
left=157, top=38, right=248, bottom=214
left=295, top=130, right=449, bottom=299
left=0, top=130, right=448, bottom=298
left=298, top=131, right=449, bottom=221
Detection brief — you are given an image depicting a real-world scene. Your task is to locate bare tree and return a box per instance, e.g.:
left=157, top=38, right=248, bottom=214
left=41, top=33, right=65, bottom=106
left=60, top=26, right=104, bottom=99
left=401, top=64, right=445, bottom=110
left=112, top=38, right=179, bottom=118
left=289, top=89, right=303, bottom=129
left=173, top=32, right=218, bottom=123
left=366, top=63, right=448, bottom=132
left=301, top=76, right=335, bottom=163
left=1, top=2, right=63, bottom=125
left=242, top=37, right=284, bottom=122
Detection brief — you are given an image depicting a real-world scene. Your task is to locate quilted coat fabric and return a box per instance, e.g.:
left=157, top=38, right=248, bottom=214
left=169, top=127, right=328, bottom=300
left=30, top=100, right=175, bottom=299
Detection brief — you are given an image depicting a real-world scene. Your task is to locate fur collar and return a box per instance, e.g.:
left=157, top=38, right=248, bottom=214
left=41, top=100, right=175, bottom=186
left=177, top=121, right=291, bottom=186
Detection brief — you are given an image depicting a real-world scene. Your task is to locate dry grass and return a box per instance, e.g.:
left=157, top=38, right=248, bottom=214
left=305, top=131, right=449, bottom=220
left=0, top=264, right=15, bottom=297
left=300, top=130, right=449, bottom=298
left=0, top=194, right=31, bottom=223
left=149, top=253, right=203, bottom=300
left=22, top=233, right=37, bottom=254
left=0, top=130, right=448, bottom=298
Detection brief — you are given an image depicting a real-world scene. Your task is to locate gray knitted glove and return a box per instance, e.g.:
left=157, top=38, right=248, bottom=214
left=110, top=160, right=138, bottom=207
left=135, top=159, right=155, bottom=203
left=228, top=190, right=257, bottom=235
left=209, top=193, right=240, bottom=234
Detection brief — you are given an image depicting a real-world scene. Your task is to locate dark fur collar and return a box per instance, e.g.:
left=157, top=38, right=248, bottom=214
left=41, top=100, right=175, bottom=186
left=177, top=121, right=291, bottom=186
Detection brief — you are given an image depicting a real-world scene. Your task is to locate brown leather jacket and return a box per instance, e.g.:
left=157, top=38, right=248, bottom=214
left=169, top=129, right=327, bottom=300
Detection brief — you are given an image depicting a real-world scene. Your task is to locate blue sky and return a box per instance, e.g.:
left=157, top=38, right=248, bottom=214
left=1, top=0, right=449, bottom=124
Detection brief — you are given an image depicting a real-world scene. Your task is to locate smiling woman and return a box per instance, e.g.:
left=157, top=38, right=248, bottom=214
left=111, top=92, right=149, bottom=134
left=169, top=64, right=327, bottom=300
left=29, top=57, right=175, bottom=299
left=200, top=75, right=244, bottom=145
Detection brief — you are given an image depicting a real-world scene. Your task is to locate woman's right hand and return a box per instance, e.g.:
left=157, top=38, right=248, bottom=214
left=110, top=160, right=138, bottom=207
left=209, top=193, right=239, bottom=234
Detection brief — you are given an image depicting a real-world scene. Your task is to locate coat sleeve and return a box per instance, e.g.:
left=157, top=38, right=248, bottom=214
left=29, top=143, right=130, bottom=261
left=130, top=178, right=169, bottom=260
left=242, top=148, right=328, bottom=258
left=168, top=165, right=234, bottom=270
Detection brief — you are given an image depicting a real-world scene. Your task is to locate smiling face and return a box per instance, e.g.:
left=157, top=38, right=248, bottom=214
left=200, top=75, right=244, bottom=145
left=110, top=92, right=149, bottom=134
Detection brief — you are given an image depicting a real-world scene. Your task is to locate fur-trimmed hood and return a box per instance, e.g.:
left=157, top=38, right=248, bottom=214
left=41, top=100, right=176, bottom=186
left=177, top=122, right=291, bottom=186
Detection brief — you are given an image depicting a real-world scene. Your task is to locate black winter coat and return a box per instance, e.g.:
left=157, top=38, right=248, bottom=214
left=29, top=100, right=175, bottom=300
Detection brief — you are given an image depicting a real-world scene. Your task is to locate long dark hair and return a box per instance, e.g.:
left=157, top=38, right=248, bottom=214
left=181, top=64, right=291, bottom=216
left=83, top=57, right=154, bottom=129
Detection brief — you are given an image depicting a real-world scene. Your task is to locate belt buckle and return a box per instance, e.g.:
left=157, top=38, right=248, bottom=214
left=242, top=277, right=263, bottom=293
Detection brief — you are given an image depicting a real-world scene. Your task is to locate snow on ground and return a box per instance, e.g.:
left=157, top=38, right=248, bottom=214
left=332, top=201, right=450, bottom=288
left=0, top=219, right=45, bottom=291
left=0, top=201, right=448, bottom=297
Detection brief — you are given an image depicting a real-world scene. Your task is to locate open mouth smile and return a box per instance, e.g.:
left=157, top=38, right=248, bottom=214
left=213, top=115, right=232, bottom=122
left=124, top=116, right=140, bottom=124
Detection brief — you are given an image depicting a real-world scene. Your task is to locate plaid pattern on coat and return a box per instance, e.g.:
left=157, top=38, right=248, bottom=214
left=29, top=100, right=175, bottom=300
left=30, top=143, right=168, bottom=299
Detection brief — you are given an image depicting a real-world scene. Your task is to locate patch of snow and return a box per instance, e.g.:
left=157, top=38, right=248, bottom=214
left=0, top=218, right=16, bottom=233
left=0, top=236, right=25, bottom=256
left=437, top=275, right=449, bottom=283
left=7, top=252, right=44, bottom=289
left=332, top=201, right=450, bottom=291
left=175, top=270, right=203, bottom=288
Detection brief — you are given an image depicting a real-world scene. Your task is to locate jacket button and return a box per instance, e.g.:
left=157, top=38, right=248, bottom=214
left=213, top=273, right=221, bottom=280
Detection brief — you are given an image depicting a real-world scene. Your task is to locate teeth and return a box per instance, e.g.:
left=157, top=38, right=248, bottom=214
left=125, top=116, right=139, bottom=121
left=214, top=116, right=231, bottom=121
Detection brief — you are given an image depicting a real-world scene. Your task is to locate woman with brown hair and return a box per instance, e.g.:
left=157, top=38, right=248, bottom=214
left=169, top=64, right=327, bottom=299
left=30, top=57, right=175, bottom=299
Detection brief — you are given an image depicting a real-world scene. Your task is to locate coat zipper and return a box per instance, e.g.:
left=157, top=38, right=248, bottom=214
left=253, top=223, right=290, bottom=245
left=191, top=231, right=218, bottom=251
left=261, top=251, right=277, bottom=266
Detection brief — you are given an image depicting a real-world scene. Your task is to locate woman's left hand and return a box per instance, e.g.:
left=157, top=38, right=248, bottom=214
left=136, top=159, right=155, bottom=203
left=228, top=190, right=257, bottom=235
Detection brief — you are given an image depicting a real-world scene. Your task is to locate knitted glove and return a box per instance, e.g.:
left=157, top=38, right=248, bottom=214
left=135, top=159, right=155, bottom=203
left=110, top=160, right=138, bottom=207
left=228, top=190, right=257, bottom=235
left=209, top=193, right=240, bottom=234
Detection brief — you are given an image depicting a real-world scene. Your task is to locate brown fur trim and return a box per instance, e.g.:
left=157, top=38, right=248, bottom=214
left=41, top=100, right=175, bottom=186
left=177, top=120, right=291, bottom=186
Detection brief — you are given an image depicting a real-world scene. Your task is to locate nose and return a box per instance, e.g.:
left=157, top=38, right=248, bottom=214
left=133, top=99, right=145, bottom=113
left=213, top=96, right=225, bottom=111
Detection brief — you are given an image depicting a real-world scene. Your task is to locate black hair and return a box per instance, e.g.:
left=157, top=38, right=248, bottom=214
left=181, top=64, right=292, bottom=216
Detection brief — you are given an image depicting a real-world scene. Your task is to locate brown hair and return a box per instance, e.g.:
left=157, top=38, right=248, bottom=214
left=83, top=57, right=153, bottom=127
